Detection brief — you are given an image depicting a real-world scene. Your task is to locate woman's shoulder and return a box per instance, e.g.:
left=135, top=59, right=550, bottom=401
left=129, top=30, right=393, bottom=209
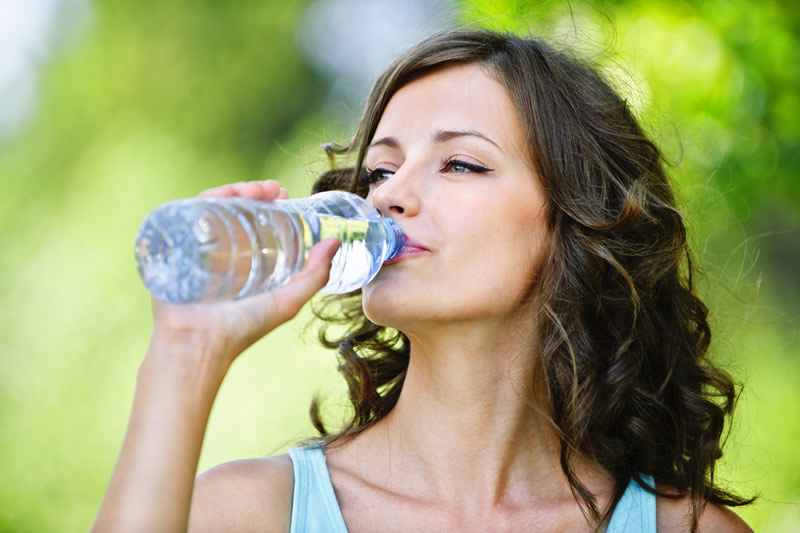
left=655, top=486, right=753, bottom=533
left=187, top=454, right=294, bottom=532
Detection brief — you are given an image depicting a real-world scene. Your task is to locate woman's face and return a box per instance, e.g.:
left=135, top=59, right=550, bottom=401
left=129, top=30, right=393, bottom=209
left=362, top=63, right=549, bottom=331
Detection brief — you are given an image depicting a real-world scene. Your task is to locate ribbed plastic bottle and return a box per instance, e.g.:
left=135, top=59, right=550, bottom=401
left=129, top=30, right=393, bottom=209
left=134, top=190, right=404, bottom=303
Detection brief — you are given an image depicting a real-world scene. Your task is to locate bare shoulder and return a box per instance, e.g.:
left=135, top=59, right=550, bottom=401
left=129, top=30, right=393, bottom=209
left=188, top=454, right=294, bottom=533
left=656, top=487, right=752, bottom=533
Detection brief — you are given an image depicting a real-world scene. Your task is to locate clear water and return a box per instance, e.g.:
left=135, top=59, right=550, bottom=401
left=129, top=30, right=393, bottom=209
left=135, top=193, right=402, bottom=303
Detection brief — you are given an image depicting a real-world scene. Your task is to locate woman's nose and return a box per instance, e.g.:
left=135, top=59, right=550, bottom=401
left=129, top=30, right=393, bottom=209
left=369, top=167, right=421, bottom=218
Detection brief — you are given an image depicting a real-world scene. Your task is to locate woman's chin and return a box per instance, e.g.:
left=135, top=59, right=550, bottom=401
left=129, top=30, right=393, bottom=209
left=362, top=285, right=419, bottom=329
left=361, top=294, right=401, bottom=328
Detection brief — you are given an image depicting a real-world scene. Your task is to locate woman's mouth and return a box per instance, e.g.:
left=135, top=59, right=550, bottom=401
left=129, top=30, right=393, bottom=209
left=384, top=236, right=430, bottom=265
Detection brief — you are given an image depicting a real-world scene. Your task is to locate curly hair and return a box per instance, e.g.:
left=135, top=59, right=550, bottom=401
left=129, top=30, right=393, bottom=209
left=307, top=29, right=753, bottom=531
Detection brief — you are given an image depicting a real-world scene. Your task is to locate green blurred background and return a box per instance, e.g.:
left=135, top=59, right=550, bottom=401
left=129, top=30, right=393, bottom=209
left=0, top=0, right=797, bottom=530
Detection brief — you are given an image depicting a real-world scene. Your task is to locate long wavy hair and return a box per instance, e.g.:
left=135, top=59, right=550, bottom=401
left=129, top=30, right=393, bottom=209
left=307, top=28, right=753, bottom=531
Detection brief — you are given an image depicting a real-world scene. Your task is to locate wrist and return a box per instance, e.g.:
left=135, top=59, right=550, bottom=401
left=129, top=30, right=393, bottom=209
left=139, top=329, right=234, bottom=402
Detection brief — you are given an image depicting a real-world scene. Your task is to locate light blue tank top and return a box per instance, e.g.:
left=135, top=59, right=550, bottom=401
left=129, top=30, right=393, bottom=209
left=288, top=445, right=657, bottom=532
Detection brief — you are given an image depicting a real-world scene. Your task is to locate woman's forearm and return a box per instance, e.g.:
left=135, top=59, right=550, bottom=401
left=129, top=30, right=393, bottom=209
left=92, top=223, right=338, bottom=531
left=92, top=338, right=228, bottom=532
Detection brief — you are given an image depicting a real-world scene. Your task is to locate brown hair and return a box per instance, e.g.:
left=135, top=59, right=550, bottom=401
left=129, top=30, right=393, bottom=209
left=308, top=28, right=753, bottom=531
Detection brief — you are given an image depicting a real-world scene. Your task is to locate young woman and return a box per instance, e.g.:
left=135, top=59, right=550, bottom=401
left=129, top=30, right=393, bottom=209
left=94, top=29, right=753, bottom=532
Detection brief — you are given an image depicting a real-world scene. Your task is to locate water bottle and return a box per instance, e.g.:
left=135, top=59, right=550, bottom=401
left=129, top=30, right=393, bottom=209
left=134, top=190, right=404, bottom=303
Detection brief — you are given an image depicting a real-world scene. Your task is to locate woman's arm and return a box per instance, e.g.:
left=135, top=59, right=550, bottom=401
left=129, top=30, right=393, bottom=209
left=187, top=456, right=294, bottom=532
left=92, top=180, right=339, bottom=532
left=91, top=332, right=228, bottom=532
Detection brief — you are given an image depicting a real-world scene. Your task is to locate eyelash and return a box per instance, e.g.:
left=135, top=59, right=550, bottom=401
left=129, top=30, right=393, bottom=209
left=362, top=167, right=393, bottom=185
left=439, top=158, right=494, bottom=174
left=363, top=159, right=494, bottom=184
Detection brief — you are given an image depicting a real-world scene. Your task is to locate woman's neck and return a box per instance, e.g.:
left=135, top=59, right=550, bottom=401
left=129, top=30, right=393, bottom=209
left=348, top=317, right=611, bottom=512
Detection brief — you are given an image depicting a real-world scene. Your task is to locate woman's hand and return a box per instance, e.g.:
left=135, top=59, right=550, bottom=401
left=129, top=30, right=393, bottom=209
left=92, top=180, right=339, bottom=533
left=150, top=179, right=340, bottom=373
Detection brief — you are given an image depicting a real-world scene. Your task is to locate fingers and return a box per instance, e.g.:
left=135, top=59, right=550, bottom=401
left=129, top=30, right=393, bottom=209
left=303, top=237, right=341, bottom=282
left=244, top=238, right=341, bottom=327
left=279, top=237, right=341, bottom=309
left=148, top=237, right=340, bottom=361
left=197, top=180, right=286, bottom=201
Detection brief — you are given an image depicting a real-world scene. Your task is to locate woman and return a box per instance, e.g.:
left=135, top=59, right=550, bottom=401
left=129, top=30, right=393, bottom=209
left=94, top=29, right=753, bottom=532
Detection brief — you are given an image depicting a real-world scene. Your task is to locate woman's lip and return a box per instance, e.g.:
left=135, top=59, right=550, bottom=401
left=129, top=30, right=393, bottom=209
left=384, top=236, right=429, bottom=265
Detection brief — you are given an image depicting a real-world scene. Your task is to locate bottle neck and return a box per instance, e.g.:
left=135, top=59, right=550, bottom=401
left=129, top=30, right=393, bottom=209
left=381, top=217, right=405, bottom=261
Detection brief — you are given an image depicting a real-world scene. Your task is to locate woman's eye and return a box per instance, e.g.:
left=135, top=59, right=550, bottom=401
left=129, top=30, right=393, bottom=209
left=440, top=159, right=493, bottom=174
left=365, top=167, right=394, bottom=184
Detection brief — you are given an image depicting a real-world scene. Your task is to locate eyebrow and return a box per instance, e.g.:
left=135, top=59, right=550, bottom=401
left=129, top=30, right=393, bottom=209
left=368, top=129, right=501, bottom=151
left=433, top=129, right=501, bottom=150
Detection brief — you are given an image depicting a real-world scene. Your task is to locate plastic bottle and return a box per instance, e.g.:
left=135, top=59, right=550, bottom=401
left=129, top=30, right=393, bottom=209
left=134, top=190, right=404, bottom=303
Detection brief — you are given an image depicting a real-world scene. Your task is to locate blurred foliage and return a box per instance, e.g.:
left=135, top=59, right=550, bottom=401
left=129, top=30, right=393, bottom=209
left=0, top=0, right=797, bottom=531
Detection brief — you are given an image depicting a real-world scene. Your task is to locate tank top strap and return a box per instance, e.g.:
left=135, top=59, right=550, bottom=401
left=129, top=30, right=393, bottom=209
left=288, top=445, right=655, bottom=533
left=288, top=444, right=349, bottom=533
left=605, top=474, right=657, bottom=533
